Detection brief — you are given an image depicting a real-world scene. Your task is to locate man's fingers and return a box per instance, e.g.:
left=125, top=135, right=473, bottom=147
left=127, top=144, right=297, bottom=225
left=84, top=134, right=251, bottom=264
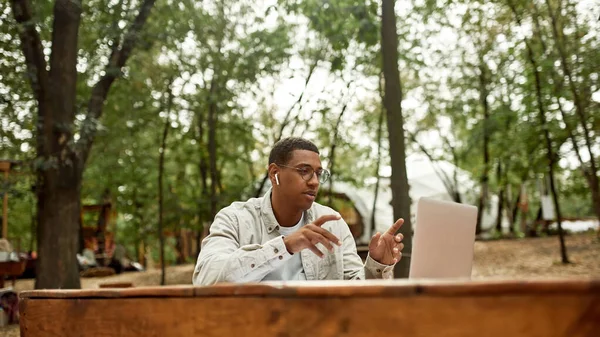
left=369, top=232, right=381, bottom=251
left=308, top=244, right=324, bottom=258
left=312, top=226, right=342, bottom=246
left=313, top=214, right=342, bottom=227
left=395, top=252, right=402, bottom=262
left=395, top=233, right=403, bottom=242
left=386, top=218, right=404, bottom=235
left=309, top=232, right=334, bottom=252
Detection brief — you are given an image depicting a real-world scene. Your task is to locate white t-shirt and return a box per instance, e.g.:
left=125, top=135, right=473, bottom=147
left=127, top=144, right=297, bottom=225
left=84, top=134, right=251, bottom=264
left=261, top=214, right=307, bottom=281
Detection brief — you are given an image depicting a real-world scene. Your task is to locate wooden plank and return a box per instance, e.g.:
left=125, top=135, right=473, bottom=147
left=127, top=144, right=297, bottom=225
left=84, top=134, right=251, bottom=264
left=21, top=285, right=195, bottom=299
left=19, top=278, right=600, bottom=299
left=2, top=169, right=7, bottom=239
left=20, top=291, right=600, bottom=337
left=0, top=161, right=10, bottom=172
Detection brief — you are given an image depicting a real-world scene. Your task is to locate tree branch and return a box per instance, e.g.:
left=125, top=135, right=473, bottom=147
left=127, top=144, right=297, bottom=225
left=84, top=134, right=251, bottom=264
left=79, top=0, right=157, bottom=166
left=10, top=0, right=49, bottom=102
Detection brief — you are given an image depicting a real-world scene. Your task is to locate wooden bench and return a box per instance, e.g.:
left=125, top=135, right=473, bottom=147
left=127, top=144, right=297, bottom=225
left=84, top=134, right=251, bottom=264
left=0, top=259, right=26, bottom=288
left=19, top=278, right=600, bottom=336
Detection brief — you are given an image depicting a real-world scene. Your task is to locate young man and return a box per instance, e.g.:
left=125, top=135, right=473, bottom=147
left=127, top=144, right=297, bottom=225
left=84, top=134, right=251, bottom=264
left=193, top=137, right=404, bottom=285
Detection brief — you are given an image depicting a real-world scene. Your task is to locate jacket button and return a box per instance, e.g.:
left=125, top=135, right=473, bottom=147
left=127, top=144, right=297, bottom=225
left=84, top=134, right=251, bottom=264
left=251, top=264, right=255, bottom=268
left=274, top=248, right=279, bottom=254
left=268, top=227, right=272, bottom=231
left=376, top=269, right=381, bottom=273
left=278, top=255, right=283, bottom=260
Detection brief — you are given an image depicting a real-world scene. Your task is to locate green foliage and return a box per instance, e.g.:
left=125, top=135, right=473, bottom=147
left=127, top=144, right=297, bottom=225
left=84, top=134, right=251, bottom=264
left=1, top=0, right=598, bottom=261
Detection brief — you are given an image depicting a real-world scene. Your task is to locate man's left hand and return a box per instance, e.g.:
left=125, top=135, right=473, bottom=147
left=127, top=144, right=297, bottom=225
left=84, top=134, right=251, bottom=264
left=368, top=218, right=405, bottom=265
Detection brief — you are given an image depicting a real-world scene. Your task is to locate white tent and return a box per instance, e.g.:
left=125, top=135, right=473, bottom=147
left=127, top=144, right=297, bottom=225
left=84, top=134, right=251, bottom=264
left=328, top=154, right=507, bottom=244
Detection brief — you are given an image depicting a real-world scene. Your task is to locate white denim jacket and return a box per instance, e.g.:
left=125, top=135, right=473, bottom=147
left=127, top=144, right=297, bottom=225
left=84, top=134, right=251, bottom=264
left=192, top=188, right=394, bottom=285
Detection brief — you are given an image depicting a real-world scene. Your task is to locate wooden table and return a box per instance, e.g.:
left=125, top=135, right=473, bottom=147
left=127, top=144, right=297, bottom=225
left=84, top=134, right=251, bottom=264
left=0, top=259, right=26, bottom=288
left=19, top=278, right=600, bottom=337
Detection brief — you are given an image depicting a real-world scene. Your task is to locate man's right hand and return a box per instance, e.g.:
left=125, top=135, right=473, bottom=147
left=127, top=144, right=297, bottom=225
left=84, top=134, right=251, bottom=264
left=283, top=214, right=343, bottom=257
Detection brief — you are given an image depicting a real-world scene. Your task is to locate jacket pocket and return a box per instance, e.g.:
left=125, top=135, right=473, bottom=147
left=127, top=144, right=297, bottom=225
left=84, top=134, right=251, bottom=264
left=317, top=250, right=338, bottom=280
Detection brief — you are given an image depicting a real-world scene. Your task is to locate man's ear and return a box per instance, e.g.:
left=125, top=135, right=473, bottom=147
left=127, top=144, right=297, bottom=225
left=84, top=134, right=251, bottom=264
left=267, top=163, right=279, bottom=186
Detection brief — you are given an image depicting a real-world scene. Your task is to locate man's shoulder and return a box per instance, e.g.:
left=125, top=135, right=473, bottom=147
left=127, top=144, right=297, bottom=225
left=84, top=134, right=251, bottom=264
left=218, top=196, right=263, bottom=218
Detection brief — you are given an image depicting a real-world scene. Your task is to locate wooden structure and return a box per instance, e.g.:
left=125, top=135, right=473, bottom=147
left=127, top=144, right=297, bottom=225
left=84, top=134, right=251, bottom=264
left=0, top=160, right=29, bottom=287
left=0, top=260, right=26, bottom=288
left=80, top=202, right=117, bottom=265
left=19, top=278, right=600, bottom=336
left=0, top=160, right=14, bottom=239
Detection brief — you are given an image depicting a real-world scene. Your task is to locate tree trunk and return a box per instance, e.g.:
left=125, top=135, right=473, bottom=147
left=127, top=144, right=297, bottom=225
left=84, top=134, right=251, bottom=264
left=381, top=0, right=412, bottom=278
left=544, top=0, right=600, bottom=228
left=535, top=46, right=569, bottom=264
left=11, top=0, right=83, bottom=289
left=495, top=164, right=504, bottom=234
left=195, top=108, right=208, bottom=256
left=11, top=0, right=157, bottom=289
left=508, top=0, right=569, bottom=263
left=371, top=75, right=385, bottom=236
left=30, top=195, right=37, bottom=252
left=197, top=112, right=209, bottom=197
left=207, top=77, right=219, bottom=223
left=449, top=147, right=462, bottom=203
left=511, top=185, right=521, bottom=231
left=158, top=83, right=173, bottom=286
left=554, top=99, right=600, bottom=232
left=36, top=178, right=82, bottom=289
left=476, top=61, right=490, bottom=235
left=441, top=135, right=463, bottom=203
left=496, top=189, right=504, bottom=234
left=196, top=106, right=209, bottom=256
left=327, top=99, right=350, bottom=206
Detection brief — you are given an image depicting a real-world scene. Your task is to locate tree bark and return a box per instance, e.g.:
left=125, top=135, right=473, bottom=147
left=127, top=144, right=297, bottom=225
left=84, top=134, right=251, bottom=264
left=495, top=164, right=504, bottom=234
left=440, top=135, right=463, bottom=203
left=158, top=119, right=169, bottom=286
left=510, top=186, right=520, bottom=232
left=207, top=77, right=219, bottom=224
left=11, top=0, right=83, bottom=289
left=327, top=103, right=348, bottom=206
left=327, top=81, right=352, bottom=206
left=195, top=111, right=208, bottom=257
left=476, top=61, right=490, bottom=235
left=381, top=0, right=412, bottom=278
left=10, top=0, right=157, bottom=289
left=371, top=75, right=385, bottom=236
left=508, top=0, right=569, bottom=263
left=158, top=82, right=174, bottom=286
left=544, top=0, right=600, bottom=227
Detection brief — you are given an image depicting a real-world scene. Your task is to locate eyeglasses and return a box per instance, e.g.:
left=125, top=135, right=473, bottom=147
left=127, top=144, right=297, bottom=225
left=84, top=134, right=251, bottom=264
left=277, top=164, right=331, bottom=184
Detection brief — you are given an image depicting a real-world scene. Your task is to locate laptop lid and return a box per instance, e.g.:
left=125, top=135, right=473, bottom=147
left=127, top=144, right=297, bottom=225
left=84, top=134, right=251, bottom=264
left=409, top=197, right=478, bottom=279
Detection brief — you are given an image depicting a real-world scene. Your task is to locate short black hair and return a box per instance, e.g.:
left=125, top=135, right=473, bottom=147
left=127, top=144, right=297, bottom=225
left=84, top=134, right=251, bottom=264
left=268, top=137, right=320, bottom=165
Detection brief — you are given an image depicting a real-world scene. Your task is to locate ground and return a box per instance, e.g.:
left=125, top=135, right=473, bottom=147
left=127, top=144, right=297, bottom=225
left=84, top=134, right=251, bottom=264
left=3, top=231, right=599, bottom=336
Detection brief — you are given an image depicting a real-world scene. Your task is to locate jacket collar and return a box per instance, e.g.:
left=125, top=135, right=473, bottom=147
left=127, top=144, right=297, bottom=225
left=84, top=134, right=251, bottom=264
left=260, top=188, right=315, bottom=234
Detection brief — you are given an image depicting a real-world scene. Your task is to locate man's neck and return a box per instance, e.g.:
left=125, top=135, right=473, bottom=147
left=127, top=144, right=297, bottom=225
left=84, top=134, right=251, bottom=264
left=270, top=191, right=303, bottom=227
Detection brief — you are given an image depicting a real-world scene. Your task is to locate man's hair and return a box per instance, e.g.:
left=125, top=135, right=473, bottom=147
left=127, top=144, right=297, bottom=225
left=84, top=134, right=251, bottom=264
left=268, top=137, right=319, bottom=165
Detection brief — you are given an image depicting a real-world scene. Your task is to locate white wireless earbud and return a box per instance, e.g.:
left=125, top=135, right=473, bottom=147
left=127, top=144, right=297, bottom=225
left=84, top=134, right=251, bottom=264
left=275, top=174, right=280, bottom=186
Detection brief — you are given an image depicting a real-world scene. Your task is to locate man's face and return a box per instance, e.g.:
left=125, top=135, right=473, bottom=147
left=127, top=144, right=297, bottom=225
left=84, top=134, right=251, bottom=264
left=274, top=149, right=322, bottom=211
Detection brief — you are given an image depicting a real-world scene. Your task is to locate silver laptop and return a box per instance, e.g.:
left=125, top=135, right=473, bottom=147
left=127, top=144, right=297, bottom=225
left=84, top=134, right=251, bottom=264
left=409, top=197, right=478, bottom=279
